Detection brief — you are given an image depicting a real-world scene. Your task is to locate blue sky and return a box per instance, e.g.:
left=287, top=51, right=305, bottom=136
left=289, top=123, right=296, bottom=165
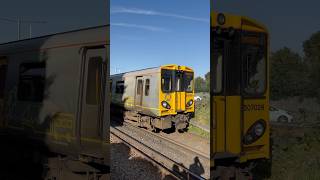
left=110, top=0, right=210, bottom=77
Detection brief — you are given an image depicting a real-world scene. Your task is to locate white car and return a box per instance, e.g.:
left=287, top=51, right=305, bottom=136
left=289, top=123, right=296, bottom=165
left=269, top=106, right=293, bottom=123
left=194, top=96, right=202, bottom=101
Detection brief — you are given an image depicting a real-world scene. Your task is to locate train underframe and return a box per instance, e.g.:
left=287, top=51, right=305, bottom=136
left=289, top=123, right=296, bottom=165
left=211, top=157, right=272, bottom=180
left=123, top=111, right=191, bottom=132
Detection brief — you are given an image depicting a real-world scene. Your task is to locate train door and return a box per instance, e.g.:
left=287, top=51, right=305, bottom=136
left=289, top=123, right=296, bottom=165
left=212, top=32, right=242, bottom=157
left=135, top=77, right=144, bottom=110
left=0, top=58, right=7, bottom=127
left=175, top=71, right=186, bottom=112
left=142, top=76, right=151, bottom=109
left=80, top=47, right=106, bottom=154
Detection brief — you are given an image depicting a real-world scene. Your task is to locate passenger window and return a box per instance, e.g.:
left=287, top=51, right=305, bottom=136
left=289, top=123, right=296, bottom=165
left=18, top=62, right=46, bottom=102
left=86, top=57, right=102, bottom=105
left=116, top=81, right=124, bottom=94
left=145, top=79, right=150, bottom=96
left=110, top=80, right=113, bottom=92
left=0, top=64, right=7, bottom=99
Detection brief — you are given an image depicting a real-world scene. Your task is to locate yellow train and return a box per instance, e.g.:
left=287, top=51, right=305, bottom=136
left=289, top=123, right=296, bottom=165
left=211, top=12, right=270, bottom=178
left=110, top=64, right=195, bottom=132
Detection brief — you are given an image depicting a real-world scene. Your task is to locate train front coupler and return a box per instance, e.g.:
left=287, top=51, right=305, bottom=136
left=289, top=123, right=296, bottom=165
left=173, top=114, right=189, bottom=132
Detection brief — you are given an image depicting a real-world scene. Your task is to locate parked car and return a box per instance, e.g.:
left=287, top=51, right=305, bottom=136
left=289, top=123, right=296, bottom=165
left=269, top=106, right=293, bottom=123
left=194, top=96, right=202, bottom=101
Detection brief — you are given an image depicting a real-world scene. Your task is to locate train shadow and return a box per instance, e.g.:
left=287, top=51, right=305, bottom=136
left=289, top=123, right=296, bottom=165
left=164, top=156, right=205, bottom=180
left=111, top=137, right=206, bottom=179
left=0, top=130, right=50, bottom=180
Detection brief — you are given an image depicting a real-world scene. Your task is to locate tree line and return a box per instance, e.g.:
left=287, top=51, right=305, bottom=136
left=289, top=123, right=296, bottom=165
left=194, top=72, right=210, bottom=92
left=270, top=31, right=320, bottom=101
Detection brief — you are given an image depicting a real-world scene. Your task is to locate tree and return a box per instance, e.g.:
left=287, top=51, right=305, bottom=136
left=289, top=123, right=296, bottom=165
left=270, top=47, right=309, bottom=99
left=204, top=72, right=210, bottom=92
left=303, top=31, right=320, bottom=98
left=194, top=76, right=206, bottom=92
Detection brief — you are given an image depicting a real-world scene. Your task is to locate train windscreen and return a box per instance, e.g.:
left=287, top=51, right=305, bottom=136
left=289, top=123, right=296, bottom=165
left=161, top=69, right=194, bottom=93
left=241, top=32, right=267, bottom=96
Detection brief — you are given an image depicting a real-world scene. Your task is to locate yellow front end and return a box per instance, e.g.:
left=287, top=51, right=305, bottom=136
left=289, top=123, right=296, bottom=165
left=159, top=64, right=195, bottom=116
left=211, top=12, right=270, bottom=167
left=158, top=65, right=195, bottom=130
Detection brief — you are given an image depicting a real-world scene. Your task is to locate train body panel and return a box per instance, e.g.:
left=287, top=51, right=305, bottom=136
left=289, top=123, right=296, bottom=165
left=0, top=25, right=109, bottom=166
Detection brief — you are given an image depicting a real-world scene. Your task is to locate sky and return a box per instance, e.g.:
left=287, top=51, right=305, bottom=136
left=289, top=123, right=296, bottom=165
left=214, top=0, right=320, bottom=55
left=0, top=0, right=108, bottom=43
left=4, top=1, right=319, bottom=76
left=110, top=0, right=210, bottom=77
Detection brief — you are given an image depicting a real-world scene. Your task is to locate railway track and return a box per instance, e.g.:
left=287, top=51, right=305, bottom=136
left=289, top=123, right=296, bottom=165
left=271, top=121, right=320, bottom=128
left=111, top=119, right=209, bottom=179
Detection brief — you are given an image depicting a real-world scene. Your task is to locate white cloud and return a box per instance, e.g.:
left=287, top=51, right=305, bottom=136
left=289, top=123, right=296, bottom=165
left=111, top=6, right=208, bottom=23
left=112, top=22, right=170, bottom=32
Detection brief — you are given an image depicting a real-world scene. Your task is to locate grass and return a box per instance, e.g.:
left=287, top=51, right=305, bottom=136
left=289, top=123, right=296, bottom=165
left=266, top=126, right=320, bottom=180
left=194, top=92, right=210, bottom=127
left=188, top=124, right=210, bottom=139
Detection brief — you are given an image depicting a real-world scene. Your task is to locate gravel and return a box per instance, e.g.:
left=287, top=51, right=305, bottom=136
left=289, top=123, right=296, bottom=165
left=110, top=136, right=176, bottom=180
left=111, top=122, right=210, bottom=179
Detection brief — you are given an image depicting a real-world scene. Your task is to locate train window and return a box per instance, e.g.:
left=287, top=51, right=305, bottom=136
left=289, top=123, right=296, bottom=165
left=161, top=70, right=173, bottom=93
left=86, top=57, right=102, bottom=105
left=116, top=81, right=124, bottom=94
left=162, top=77, right=172, bottom=92
left=183, top=72, right=194, bottom=93
left=242, top=32, right=266, bottom=95
left=137, top=79, right=143, bottom=95
left=18, top=62, right=46, bottom=102
left=0, top=64, right=7, bottom=99
left=145, top=79, right=150, bottom=96
left=110, top=80, right=113, bottom=92
left=212, top=36, right=223, bottom=93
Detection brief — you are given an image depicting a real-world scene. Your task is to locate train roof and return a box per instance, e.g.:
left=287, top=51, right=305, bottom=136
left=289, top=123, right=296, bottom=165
left=0, top=24, right=109, bottom=46
left=211, top=11, right=268, bottom=33
left=0, top=25, right=109, bottom=56
left=110, top=64, right=193, bottom=78
left=111, top=66, right=159, bottom=78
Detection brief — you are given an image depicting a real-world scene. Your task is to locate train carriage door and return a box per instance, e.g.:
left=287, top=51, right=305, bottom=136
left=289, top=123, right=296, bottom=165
left=135, top=77, right=144, bottom=110
left=0, top=57, right=8, bottom=127
left=80, top=47, right=106, bottom=154
left=212, top=30, right=242, bottom=156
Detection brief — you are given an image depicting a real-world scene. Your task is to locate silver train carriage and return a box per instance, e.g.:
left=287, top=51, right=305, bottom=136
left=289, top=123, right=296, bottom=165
left=0, top=25, right=110, bottom=167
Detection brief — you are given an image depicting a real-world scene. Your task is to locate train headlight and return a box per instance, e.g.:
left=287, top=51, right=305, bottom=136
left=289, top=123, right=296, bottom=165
left=217, top=13, right=226, bottom=25
left=161, top=101, right=171, bottom=109
left=254, top=123, right=265, bottom=137
left=186, top=100, right=193, bottom=107
left=243, top=119, right=266, bottom=145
